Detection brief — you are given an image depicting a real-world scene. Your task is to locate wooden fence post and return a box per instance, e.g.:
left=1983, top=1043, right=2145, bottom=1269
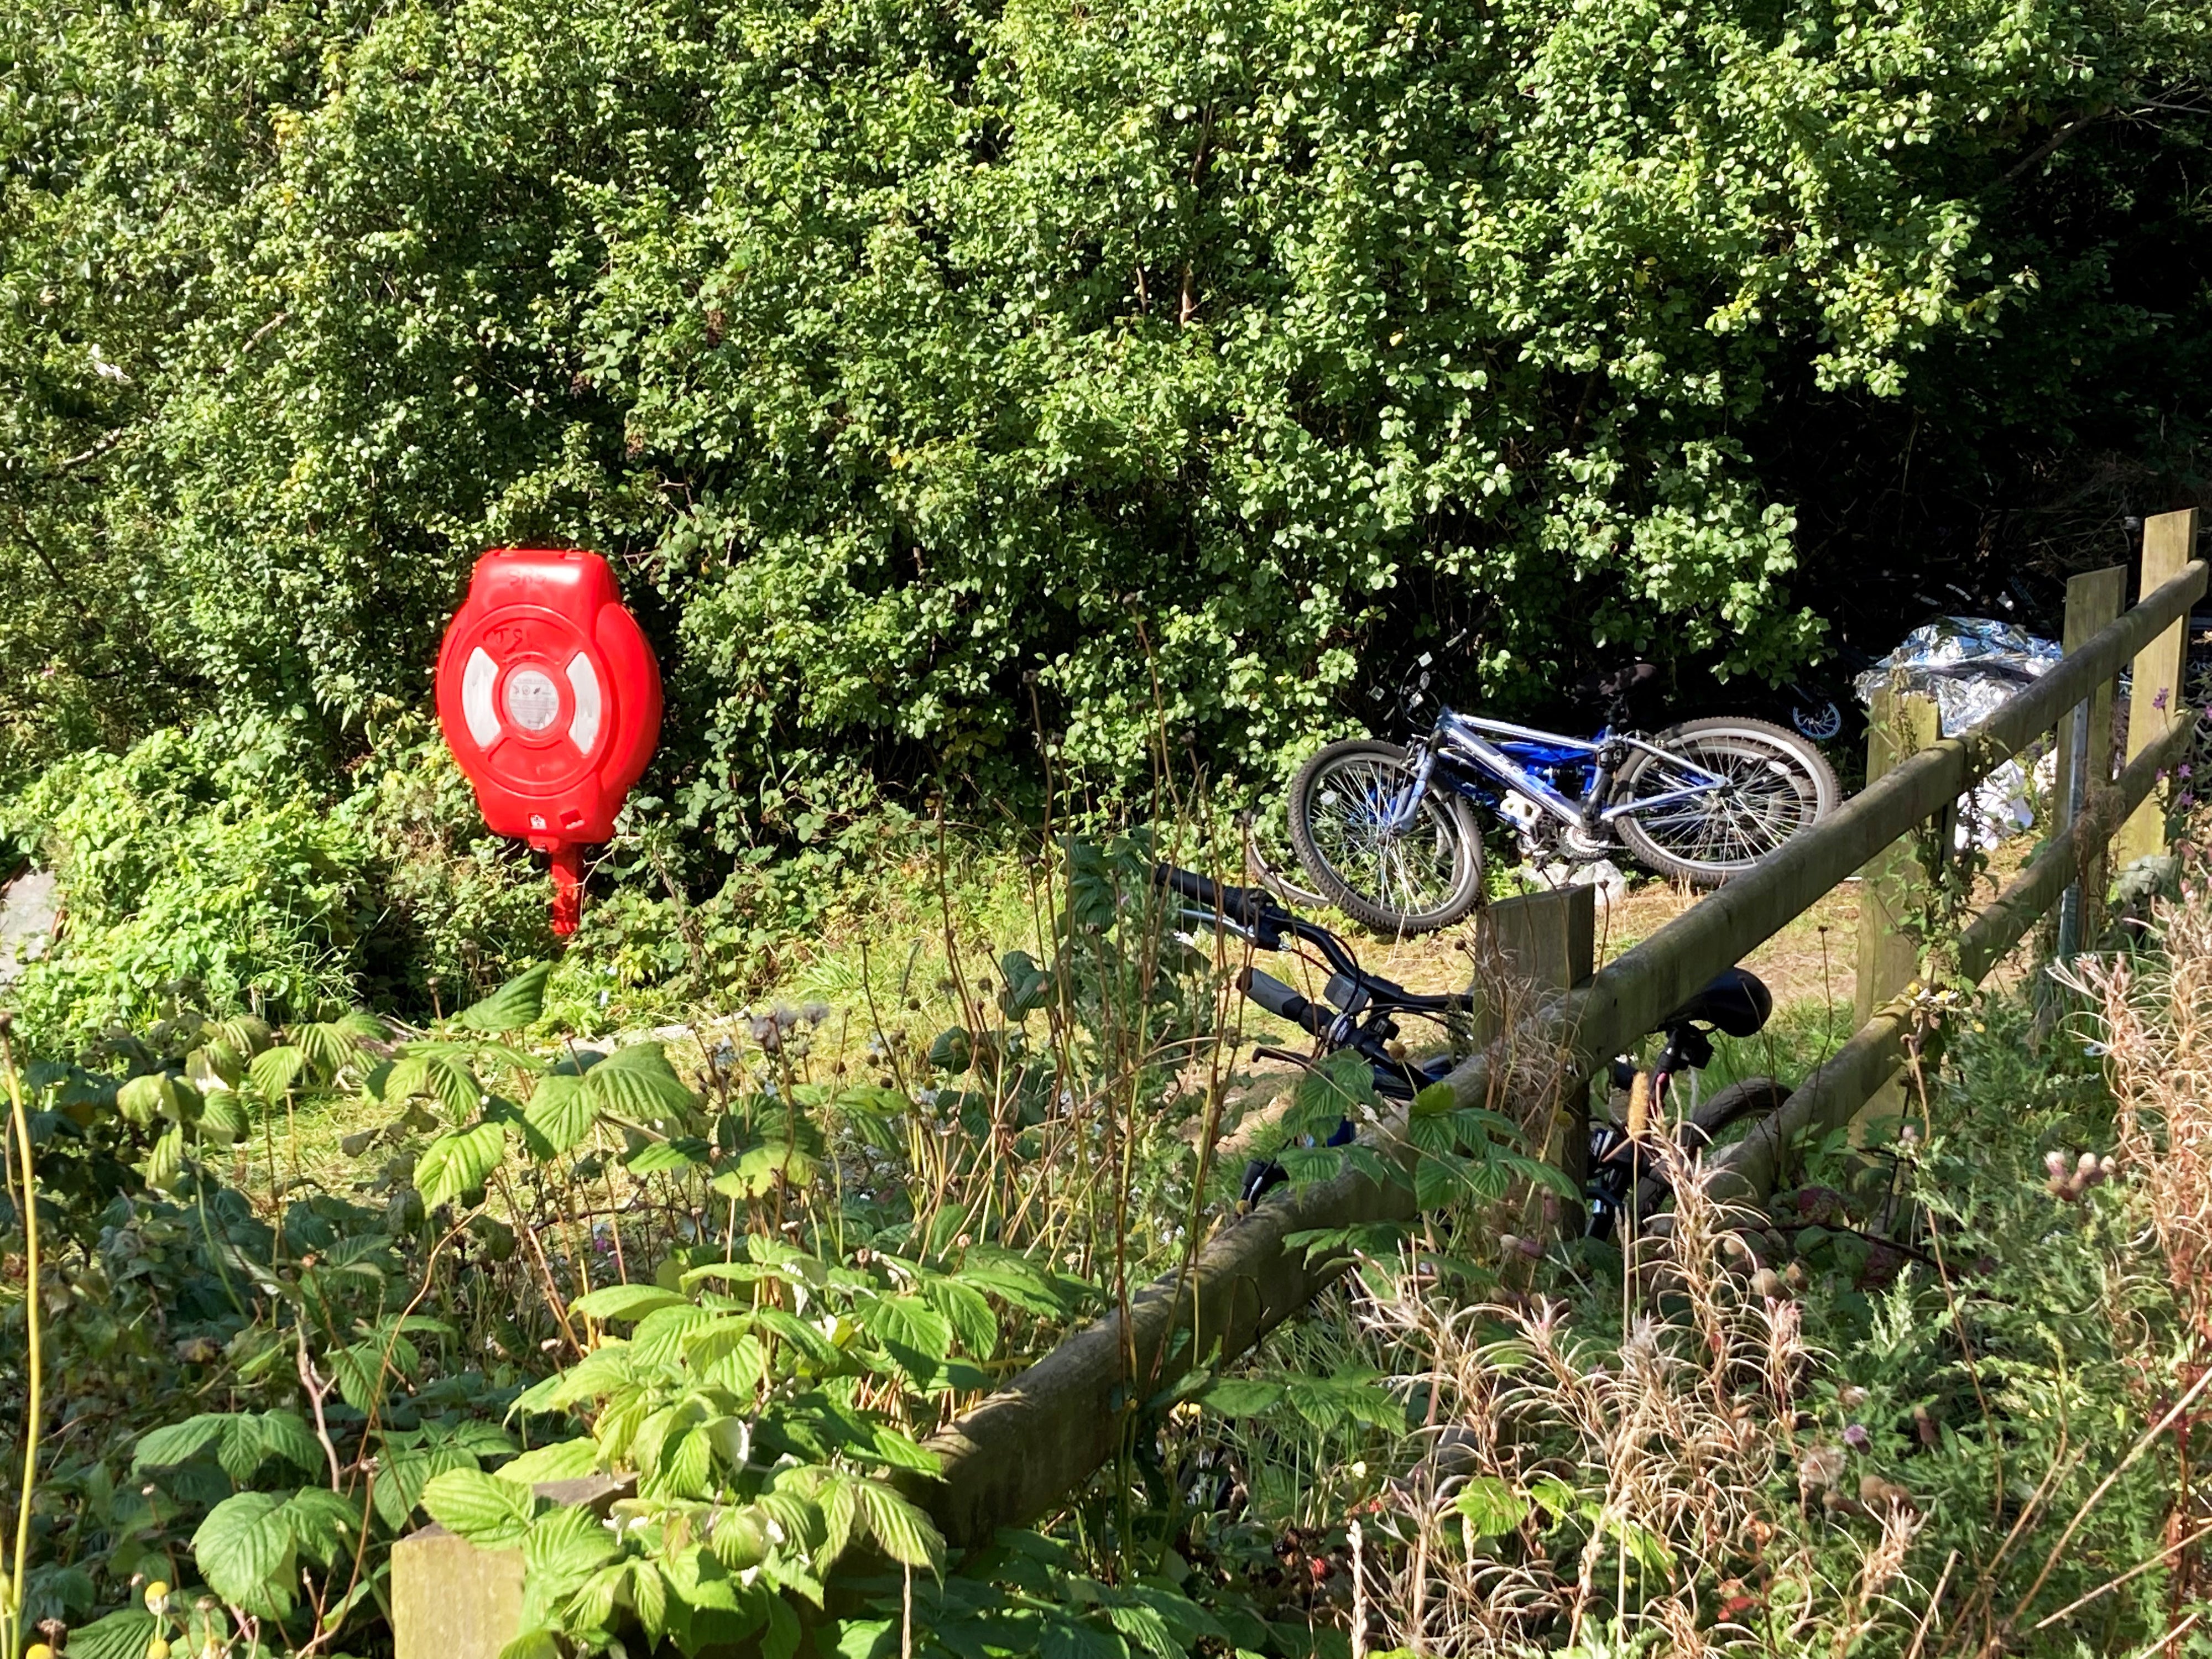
left=2115, top=509, right=2199, bottom=870
left=2054, top=565, right=2127, bottom=958
left=1478, top=883, right=1596, bottom=1001
left=392, top=1475, right=632, bottom=1659
left=1471, top=884, right=1596, bottom=1197
left=1855, top=685, right=1941, bottom=1124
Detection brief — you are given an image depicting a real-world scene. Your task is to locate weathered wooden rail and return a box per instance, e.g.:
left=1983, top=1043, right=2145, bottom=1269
left=394, top=515, right=2205, bottom=1655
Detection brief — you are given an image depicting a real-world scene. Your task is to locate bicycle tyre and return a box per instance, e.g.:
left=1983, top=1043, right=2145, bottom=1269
left=1631, top=1075, right=1790, bottom=1217
left=1286, top=739, right=1485, bottom=934
left=1239, top=810, right=1330, bottom=911
left=1613, top=717, right=1839, bottom=886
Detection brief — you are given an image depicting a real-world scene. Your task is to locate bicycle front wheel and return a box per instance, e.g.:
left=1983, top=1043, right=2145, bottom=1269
left=1286, top=739, right=1484, bottom=933
left=1613, top=717, right=1838, bottom=886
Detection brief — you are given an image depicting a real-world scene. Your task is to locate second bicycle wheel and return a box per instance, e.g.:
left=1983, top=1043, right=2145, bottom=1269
left=1286, top=739, right=1484, bottom=933
left=1612, top=717, right=1839, bottom=886
left=1631, top=1074, right=1791, bottom=1219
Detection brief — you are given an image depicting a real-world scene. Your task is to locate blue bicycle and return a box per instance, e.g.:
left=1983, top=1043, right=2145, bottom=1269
left=1284, top=665, right=1840, bottom=932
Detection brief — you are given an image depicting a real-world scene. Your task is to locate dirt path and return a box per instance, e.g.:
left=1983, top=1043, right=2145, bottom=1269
left=1319, top=876, right=1864, bottom=1013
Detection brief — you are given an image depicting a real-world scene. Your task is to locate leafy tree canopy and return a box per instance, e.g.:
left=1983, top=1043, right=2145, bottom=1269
left=3, top=0, right=2208, bottom=843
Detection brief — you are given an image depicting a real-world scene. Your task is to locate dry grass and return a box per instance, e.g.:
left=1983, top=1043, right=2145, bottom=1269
left=1350, top=1139, right=1923, bottom=1657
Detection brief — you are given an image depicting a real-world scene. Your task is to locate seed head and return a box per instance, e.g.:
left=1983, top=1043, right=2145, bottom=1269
left=1799, top=1444, right=1846, bottom=1489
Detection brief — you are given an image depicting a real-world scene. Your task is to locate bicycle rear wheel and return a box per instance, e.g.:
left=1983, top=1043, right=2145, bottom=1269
left=1286, top=739, right=1484, bottom=933
left=1613, top=717, right=1838, bottom=886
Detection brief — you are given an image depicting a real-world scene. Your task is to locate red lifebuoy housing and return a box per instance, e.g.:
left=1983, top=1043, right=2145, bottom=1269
left=434, top=549, right=662, bottom=933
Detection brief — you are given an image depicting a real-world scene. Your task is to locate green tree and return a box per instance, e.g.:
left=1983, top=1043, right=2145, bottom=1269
left=1, top=0, right=2206, bottom=836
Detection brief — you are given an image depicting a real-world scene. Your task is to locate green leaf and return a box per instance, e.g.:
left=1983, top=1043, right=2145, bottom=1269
left=117, top=1073, right=175, bottom=1128
left=421, top=1468, right=538, bottom=1548
left=142, top=1124, right=185, bottom=1191
left=1452, top=1476, right=1530, bottom=1541
left=853, top=1480, right=945, bottom=1572
left=66, top=1610, right=160, bottom=1659
left=524, top=1501, right=620, bottom=1591
left=1527, top=1474, right=1583, bottom=1521
left=632, top=1303, right=720, bottom=1369
left=868, top=1423, right=942, bottom=1474
left=458, top=963, right=552, bottom=1032
left=1042, top=1617, right=1128, bottom=1659
left=254, top=1410, right=326, bottom=1475
left=626, top=1560, right=670, bottom=1639
left=496, top=1438, right=599, bottom=1486
left=627, top=1138, right=703, bottom=1175
left=521, top=1074, right=595, bottom=1157
left=581, top=1041, right=697, bottom=1118
left=762, top=1589, right=802, bottom=1659
left=1107, top=1601, right=1180, bottom=1659
left=754, top=1307, right=847, bottom=1370
left=1411, top=1081, right=1459, bottom=1119
left=191, top=1490, right=298, bottom=1618
left=857, top=1295, right=953, bottom=1363
left=926, top=1277, right=999, bottom=1359
left=570, top=1284, right=687, bottom=1322
left=197, top=1088, right=251, bottom=1144
left=382, top=1048, right=485, bottom=1120
left=285, top=1488, right=364, bottom=1568
left=375, top=1444, right=476, bottom=1530
left=132, top=1413, right=228, bottom=1473
left=717, top=1141, right=815, bottom=1197
left=1281, top=1373, right=1397, bottom=1432
left=248, top=1045, right=315, bottom=1100
left=1196, top=1380, right=1286, bottom=1417
left=416, top=1119, right=505, bottom=1208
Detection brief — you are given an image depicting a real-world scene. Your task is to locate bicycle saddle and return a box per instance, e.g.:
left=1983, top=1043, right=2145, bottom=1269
left=1596, top=660, right=1661, bottom=702
left=1659, top=966, right=1772, bottom=1039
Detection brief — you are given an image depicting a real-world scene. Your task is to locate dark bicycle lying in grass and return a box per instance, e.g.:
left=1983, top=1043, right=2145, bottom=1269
left=1155, top=864, right=1790, bottom=1238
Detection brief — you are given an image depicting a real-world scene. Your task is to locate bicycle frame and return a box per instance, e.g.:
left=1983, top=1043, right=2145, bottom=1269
left=1379, top=708, right=1728, bottom=836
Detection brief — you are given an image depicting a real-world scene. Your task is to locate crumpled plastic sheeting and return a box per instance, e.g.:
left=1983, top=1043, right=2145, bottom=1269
left=1854, top=617, right=2065, bottom=848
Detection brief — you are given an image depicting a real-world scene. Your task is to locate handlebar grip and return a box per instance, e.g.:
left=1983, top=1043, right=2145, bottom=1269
left=1152, top=863, right=1282, bottom=933
left=1238, top=967, right=1333, bottom=1039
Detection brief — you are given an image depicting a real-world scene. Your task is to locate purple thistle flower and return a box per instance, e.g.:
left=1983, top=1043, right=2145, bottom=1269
left=1843, top=1423, right=1870, bottom=1450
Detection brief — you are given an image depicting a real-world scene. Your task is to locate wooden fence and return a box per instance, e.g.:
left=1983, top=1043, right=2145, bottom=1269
left=392, top=513, right=2206, bottom=1658
left=899, top=509, right=2206, bottom=1547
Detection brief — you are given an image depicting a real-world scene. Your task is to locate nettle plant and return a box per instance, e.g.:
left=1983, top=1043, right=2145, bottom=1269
left=335, top=964, right=1091, bottom=1658
left=7, top=1001, right=526, bottom=1659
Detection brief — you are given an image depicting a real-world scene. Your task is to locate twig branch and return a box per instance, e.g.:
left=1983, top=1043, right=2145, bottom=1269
left=294, top=1323, right=345, bottom=1490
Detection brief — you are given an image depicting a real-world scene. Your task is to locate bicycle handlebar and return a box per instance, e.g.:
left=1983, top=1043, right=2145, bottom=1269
left=1151, top=862, right=1475, bottom=1018
left=1155, top=864, right=1281, bottom=933
left=1237, top=966, right=1335, bottom=1039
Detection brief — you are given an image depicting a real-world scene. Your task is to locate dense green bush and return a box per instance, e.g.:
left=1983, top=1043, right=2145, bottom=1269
left=0, top=725, right=375, bottom=1041
left=0, top=717, right=567, bottom=1045
left=3, top=0, right=2208, bottom=836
